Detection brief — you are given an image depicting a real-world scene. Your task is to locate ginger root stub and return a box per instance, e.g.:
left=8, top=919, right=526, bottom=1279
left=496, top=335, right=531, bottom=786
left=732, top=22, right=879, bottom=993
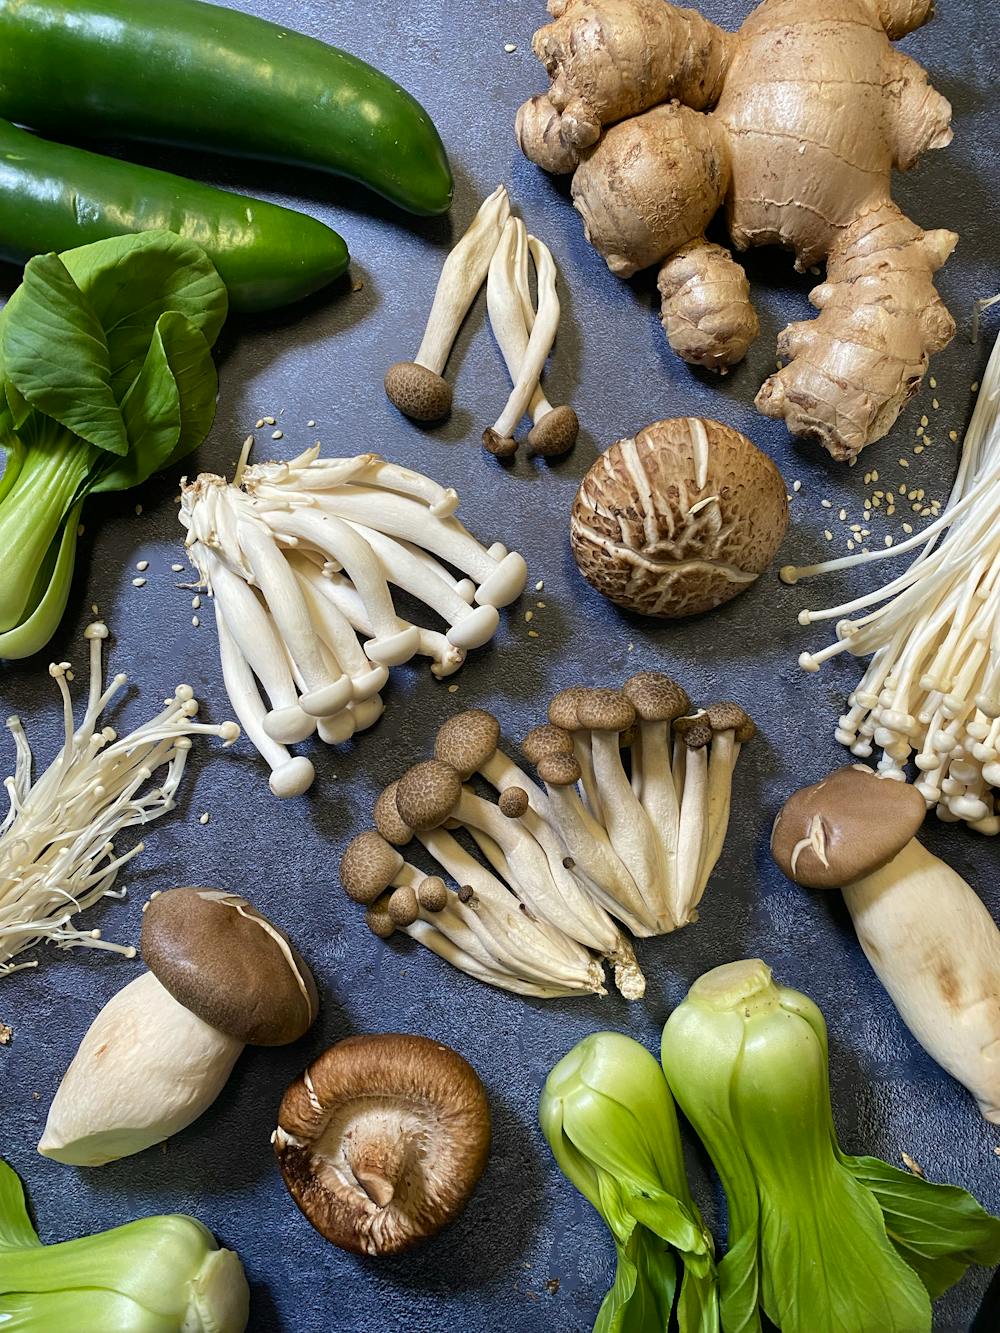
left=518, top=0, right=956, bottom=461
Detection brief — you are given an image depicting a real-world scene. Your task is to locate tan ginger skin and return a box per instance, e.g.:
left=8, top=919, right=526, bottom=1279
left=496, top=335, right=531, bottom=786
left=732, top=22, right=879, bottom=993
left=517, top=0, right=956, bottom=461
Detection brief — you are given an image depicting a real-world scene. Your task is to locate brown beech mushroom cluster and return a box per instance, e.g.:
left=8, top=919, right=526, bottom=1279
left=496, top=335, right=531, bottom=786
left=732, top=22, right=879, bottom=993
left=571, top=418, right=788, bottom=617
left=772, top=765, right=1000, bottom=1123
left=339, top=679, right=754, bottom=999
left=274, top=1033, right=490, bottom=1255
left=38, top=888, right=318, bottom=1166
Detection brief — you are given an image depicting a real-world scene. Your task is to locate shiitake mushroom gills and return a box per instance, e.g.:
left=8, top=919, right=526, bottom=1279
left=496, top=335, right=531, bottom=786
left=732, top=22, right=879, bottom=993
left=274, top=1034, right=490, bottom=1255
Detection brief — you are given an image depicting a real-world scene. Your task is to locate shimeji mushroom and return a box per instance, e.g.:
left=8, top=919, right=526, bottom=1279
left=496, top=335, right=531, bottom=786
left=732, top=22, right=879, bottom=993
left=485, top=217, right=578, bottom=458
left=385, top=186, right=511, bottom=421
left=772, top=765, right=1000, bottom=1122
left=0, top=623, right=240, bottom=974
left=273, top=1034, right=490, bottom=1255
left=39, top=888, right=319, bottom=1165
left=781, top=325, right=1000, bottom=830
left=179, top=447, right=527, bottom=795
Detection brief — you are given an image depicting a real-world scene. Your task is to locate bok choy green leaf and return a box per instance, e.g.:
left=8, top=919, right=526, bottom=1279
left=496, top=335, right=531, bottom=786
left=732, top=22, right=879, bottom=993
left=0, top=230, right=226, bottom=659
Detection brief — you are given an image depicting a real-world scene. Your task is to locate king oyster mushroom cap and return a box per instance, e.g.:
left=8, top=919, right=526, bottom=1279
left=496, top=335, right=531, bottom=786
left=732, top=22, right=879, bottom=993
left=771, top=765, right=925, bottom=890
left=340, top=831, right=406, bottom=905
left=140, top=887, right=319, bottom=1046
left=273, top=1033, right=491, bottom=1255
left=38, top=971, right=244, bottom=1166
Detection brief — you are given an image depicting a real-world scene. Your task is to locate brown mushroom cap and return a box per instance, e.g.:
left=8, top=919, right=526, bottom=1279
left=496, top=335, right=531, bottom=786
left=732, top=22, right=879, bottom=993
left=548, top=686, right=590, bottom=731
left=387, top=885, right=419, bottom=927
left=536, top=752, right=583, bottom=787
left=498, top=787, right=530, bottom=818
left=340, top=831, right=404, bottom=905
left=674, top=713, right=713, bottom=750
left=705, top=701, right=756, bottom=743
left=384, top=362, right=452, bottom=423
left=575, top=688, right=636, bottom=734
left=482, top=427, right=519, bottom=459
left=570, top=418, right=789, bottom=618
left=141, top=887, right=319, bottom=1046
left=274, top=1033, right=491, bottom=1256
left=365, top=898, right=396, bottom=939
left=526, top=405, right=579, bottom=458
left=434, top=709, right=501, bottom=779
left=520, top=723, right=574, bottom=765
left=417, top=876, right=448, bottom=912
left=394, top=760, right=463, bottom=831
left=623, top=672, right=691, bottom=722
left=771, top=765, right=926, bottom=889
left=374, top=782, right=414, bottom=847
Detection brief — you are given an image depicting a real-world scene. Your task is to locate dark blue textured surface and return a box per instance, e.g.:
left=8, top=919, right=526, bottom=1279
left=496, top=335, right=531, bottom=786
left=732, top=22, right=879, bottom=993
left=1, top=2, right=998, bottom=1330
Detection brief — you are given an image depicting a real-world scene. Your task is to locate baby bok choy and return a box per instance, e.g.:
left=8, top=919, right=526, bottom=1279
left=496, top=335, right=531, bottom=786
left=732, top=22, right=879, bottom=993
left=540, top=1031, right=718, bottom=1333
left=660, top=959, right=1000, bottom=1333
left=0, top=229, right=227, bottom=658
left=0, top=1157, right=249, bottom=1330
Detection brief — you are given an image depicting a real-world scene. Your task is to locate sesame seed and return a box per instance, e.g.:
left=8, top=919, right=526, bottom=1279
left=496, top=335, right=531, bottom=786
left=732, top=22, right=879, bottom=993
left=504, top=41, right=517, bottom=52
left=447, top=683, right=459, bottom=693
left=821, top=499, right=832, bottom=508
left=135, top=503, right=143, bottom=515
left=914, top=444, right=924, bottom=454
left=932, top=398, right=939, bottom=410
left=847, top=540, right=855, bottom=551
left=916, top=425, right=924, bottom=436
left=307, top=420, right=316, bottom=428
left=920, top=415, right=928, bottom=427
left=884, top=535, right=893, bottom=547
left=536, top=601, right=546, bottom=608
left=949, top=429, right=958, bottom=442
left=191, top=595, right=201, bottom=609
left=528, top=629, right=539, bottom=638
left=272, top=430, right=283, bottom=440
left=839, top=508, right=847, bottom=521
left=91, top=603, right=99, bottom=615
left=255, top=419, right=264, bottom=429
left=132, top=577, right=146, bottom=587
left=524, top=611, right=534, bottom=622
left=864, top=472, right=872, bottom=485
left=972, top=382, right=980, bottom=393
left=903, top=523, right=913, bottom=534
left=886, top=506, right=895, bottom=515
left=264, top=416, right=276, bottom=425
left=351, top=278, right=364, bottom=292
left=929, top=376, right=937, bottom=388
left=535, top=580, right=544, bottom=591
left=171, top=563, right=184, bottom=572
left=199, top=812, right=210, bottom=825
left=192, top=615, right=200, bottom=627
left=899, top=458, right=910, bottom=468
left=921, top=507, right=931, bottom=516
left=136, top=560, right=148, bottom=571
left=824, top=530, right=833, bottom=541
left=872, top=496, right=881, bottom=507
left=792, top=479, right=802, bottom=492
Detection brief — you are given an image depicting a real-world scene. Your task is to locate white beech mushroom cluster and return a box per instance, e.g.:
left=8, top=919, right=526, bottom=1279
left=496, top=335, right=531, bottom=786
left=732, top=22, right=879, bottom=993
left=384, top=184, right=578, bottom=459
left=0, top=624, right=239, bottom=977
left=179, top=447, right=528, bottom=798
left=339, top=676, right=754, bottom=999
left=782, top=328, right=1000, bottom=832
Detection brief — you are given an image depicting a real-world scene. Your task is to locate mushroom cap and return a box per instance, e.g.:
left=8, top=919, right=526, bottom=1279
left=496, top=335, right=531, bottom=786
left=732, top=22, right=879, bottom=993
left=536, top=752, right=583, bottom=787
left=374, top=782, right=414, bottom=847
left=384, top=362, right=452, bottom=423
left=274, top=1034, right=491, bottom=1256
left=570, top=419, right=789, bottom=618
left=520, top=723, right=575, bottom=765
left=674, top=712, right=713, bottom=750
left=498, top=786, right=530, bottom=818
left=706, top=701, right=756, bottom=743
left=575, top=688, right=636, bottom=734
left=417, top=876, right=448, bottom=912
left=547, top=686, right=591, bottom=731
left=340, top=831, right=404, bottom=905
left=141, top=887, right=319, bottom=1047
left=482, top=427, right=519, bottom=459
left=387, top=885, right=419, bottom=927
left=395, top=760, right=463, bottom=831
left=526, top=406, right=579, bottom=458
left=623, top=672, right=691, bottom=722
left=771, top=765, right=926, bottom=889
left=365, top=899, right=396, bottom=939
left=434, top=709, right=501, bottom=779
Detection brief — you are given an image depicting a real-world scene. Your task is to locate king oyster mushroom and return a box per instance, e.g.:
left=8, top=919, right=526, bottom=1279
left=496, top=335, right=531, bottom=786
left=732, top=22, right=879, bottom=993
left=274, top=1033, right=491, bottom=1254
left=38, top=888, right=318, bottom=1166
left=772, top=765, right=1000, bottom=1123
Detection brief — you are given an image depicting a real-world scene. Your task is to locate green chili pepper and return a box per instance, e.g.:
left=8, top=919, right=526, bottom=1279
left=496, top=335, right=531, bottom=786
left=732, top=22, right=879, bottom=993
left=0, top=120, right=348, bottom=314
left=0, top=0, right=453, bottom=217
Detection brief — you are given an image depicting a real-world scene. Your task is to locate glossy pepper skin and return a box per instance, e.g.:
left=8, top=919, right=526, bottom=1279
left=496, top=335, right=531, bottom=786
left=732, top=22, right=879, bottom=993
left=0, top=121, right=348, bottom=313
left=0, top=0, right=453, bottom=217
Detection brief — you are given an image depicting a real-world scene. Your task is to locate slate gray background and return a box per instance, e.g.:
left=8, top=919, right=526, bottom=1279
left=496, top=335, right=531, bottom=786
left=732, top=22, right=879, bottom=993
left=1, top=1, right=998, bottom=1330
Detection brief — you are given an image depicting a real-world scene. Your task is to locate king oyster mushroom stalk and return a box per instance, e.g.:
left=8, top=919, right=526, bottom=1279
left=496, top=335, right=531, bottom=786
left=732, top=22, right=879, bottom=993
left=385, top=185, right=511, bottom=422
left=0, top=622, right=239, bottom=977
left=771, top=765, right=1000, bottom=1123
left=485, top=216, right=578, bottom=459
left=341, top=679, right=752, bottom=1000
left=274, top=1033, right=490, bottom=1255
left=38, top=888, right=319, bottom=1166
left=179, top=445, right=527, bottom=797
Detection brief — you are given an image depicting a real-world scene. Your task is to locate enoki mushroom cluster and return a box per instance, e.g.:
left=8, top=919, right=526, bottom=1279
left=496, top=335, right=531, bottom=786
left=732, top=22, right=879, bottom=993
left=0, top=623, right=239, bottom=977
left=784, top=328, right=1000, bottom=832
left=180, top=446, right=528, bottom=798
left=340, top=677, right=754, bottom=999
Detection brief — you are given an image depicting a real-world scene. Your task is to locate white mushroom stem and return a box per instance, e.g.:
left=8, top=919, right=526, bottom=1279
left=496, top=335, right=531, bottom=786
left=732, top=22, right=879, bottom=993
left=406, top=920, right=592, bottom=998
left=217, top=611, right=315, bottom=799
left=632, top=717, right=682, bottom=889
left=290, top=562, right=388, bottom=701
left=413, top=185, right=511, bottom=375
left=673, top=736, right=709, bottom=923
left=587, top=729, right=673, bottom=931
left=487, top=219, right=554, bottom=430
left=486, top=235, right=562, bottom=445
left=246, top=449, right=462, bottom=522
left=842, top=838, right=1000, bottom=1123
left=697, top=728, right=742, bottom=895
left=38, top=971, right=244, bottom=1166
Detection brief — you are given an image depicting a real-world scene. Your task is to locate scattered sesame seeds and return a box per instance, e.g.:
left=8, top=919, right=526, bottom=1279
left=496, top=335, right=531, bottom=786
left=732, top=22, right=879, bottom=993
left=972, top=382, right=980, bottom=393
left=824, top=529, right=833, bottom=541
left=171, top=563, right=184, bottom=573
left=264, top=416, right=276, bottom=426
left=136, top=560, right=148, bottom=571
left=536, top=601, right=546, bottom=608
left=920, top=415, right=928, bottom=427
left=132, top=577, right=146, bottom=588
left=949, top=430, right=958, bottom=442
left=847, top=540, right=855, bottom=551
left=884, top=535, right=893, bottom=547
left=929, top=376, right=937, bottom=388
left=839, top=508, right=847, bottom=521
left=914, top=445, right=924, bottom=454
left=351, top=278, right=364, bottom=293
left=272, top=430, right=283, bottom=440
left=192, top=615, right=200, bottom=627
left=932, top=398, right=939, bottom=410
left=899, top=458, right=910, bottom=468
left=255, top=419, right=264, bottom=429
left=903, top=522, right=913, bottom=534
left=90, top=603, right=99, bottom=615
left=199, top=812, right=210, bottom=825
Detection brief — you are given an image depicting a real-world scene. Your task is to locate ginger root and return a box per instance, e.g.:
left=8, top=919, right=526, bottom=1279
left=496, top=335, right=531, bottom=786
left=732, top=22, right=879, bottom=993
left=517, top=0, right=955, bottom=460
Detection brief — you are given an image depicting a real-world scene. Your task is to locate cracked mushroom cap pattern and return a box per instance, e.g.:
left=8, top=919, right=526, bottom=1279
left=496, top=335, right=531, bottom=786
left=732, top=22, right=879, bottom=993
left=340, top=831, right=405, bottom=904
left=520, top=723, right=575, bottom=764
left=435, top=709, right=501, bottom=778
left=570, top=417, right=789, bottom=617
left=394, top=760, right=464, bottom=831
left=374, top=782, right=414, bottom=846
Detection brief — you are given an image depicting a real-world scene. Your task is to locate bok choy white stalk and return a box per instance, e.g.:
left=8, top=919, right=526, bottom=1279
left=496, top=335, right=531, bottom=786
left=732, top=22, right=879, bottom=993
left=539, top=1031, right=718, bottom=1333
left=0, top=1158, right=249, bottom=1330
left=660, top=959, right=1000, bottom=1333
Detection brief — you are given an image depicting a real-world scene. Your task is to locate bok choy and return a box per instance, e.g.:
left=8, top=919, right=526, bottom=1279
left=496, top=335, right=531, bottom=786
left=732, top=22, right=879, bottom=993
left=540, top=1031, right=718, bottom=1333
left=660, top=959, right=1000, bottom=1333
left=0, top=230, right=227, bottom=659
left=0, top=1157, right=249, bottom=1330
